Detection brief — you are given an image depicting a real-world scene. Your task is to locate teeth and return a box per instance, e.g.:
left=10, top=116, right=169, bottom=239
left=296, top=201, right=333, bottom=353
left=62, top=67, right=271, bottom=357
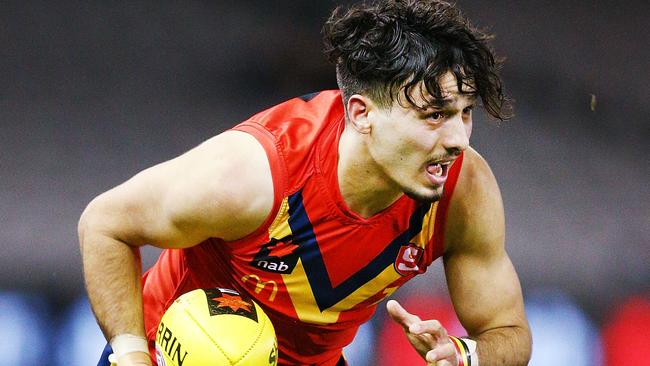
left=427, top=161, right=452, bottom=177
left=434, top=164, right=443, bottom=177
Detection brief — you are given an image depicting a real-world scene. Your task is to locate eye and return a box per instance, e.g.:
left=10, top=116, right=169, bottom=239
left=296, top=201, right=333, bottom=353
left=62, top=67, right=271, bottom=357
left=426, top=111, right=446, bottom=122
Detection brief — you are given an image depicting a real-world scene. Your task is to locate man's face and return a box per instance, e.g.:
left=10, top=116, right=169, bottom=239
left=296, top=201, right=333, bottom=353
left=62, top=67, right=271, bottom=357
left=365, top=72, right=474, bottom=202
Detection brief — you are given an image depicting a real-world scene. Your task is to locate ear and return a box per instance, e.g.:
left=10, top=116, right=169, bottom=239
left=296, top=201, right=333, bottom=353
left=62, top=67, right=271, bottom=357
left=346, top=94, right=372, bottom=134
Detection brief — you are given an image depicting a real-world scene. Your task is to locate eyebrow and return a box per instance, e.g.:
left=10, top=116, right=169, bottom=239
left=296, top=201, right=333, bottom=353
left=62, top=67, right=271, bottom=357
left=425, top=93, right=477, bottom=109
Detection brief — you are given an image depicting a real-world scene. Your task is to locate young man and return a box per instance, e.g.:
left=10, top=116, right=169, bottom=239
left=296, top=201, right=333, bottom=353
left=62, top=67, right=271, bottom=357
left=80, top=1, right=531, bottom=365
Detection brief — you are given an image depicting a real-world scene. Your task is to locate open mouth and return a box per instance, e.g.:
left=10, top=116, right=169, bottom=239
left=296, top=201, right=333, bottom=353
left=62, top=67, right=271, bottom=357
left=427, top=161, right=451, bottom=177
left=425, top=160, right=453, bottom=185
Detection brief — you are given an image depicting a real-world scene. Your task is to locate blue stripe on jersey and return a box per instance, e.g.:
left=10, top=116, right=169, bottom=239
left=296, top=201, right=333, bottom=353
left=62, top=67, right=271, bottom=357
left=298, top=92, right=320, bottom=102
left=287, top=190, right=431, bottom=311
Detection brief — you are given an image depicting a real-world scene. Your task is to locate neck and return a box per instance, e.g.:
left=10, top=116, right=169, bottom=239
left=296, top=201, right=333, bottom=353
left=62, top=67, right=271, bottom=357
left=337, top=126, right=403, bottom=218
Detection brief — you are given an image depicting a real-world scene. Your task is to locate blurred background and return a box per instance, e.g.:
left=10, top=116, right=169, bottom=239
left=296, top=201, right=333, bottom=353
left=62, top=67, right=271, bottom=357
left=1, top=0, right=648, bottom=364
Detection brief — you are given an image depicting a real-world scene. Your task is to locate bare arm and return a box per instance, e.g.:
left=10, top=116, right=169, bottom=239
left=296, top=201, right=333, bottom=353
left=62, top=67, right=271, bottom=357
left=443, top=147, right=531, bottom=365
left=386, top=148, right=531, bottom=365
left=78, top=131, right=274, bottom=362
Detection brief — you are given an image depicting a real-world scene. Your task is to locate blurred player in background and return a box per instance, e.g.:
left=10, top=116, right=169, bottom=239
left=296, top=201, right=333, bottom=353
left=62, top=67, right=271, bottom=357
left=79, top=0, right=531, bottom=365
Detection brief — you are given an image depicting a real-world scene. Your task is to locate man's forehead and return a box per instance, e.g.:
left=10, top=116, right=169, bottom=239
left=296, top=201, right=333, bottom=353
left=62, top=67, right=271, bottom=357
left=430, top=72, right=476, bottom=97
left=440, top=70, right=471, bottom=87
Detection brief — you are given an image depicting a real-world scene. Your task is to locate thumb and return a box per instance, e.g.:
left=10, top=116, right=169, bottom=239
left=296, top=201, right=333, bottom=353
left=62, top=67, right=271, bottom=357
left=386, top=299, right=421, bottom=331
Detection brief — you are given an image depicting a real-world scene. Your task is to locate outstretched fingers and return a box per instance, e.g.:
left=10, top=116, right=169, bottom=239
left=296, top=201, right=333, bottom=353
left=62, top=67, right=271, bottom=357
left=410, top=319, right=448, bottom=340
left=386, top=299, right=422, bottom=330
left=425, top=341, right=457, bottom=363
left=386, top=300, right=458, bottom=365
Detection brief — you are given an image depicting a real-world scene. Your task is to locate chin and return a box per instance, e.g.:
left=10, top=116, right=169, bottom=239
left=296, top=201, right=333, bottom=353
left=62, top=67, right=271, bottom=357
left=404, top=186, right=444, bottom=203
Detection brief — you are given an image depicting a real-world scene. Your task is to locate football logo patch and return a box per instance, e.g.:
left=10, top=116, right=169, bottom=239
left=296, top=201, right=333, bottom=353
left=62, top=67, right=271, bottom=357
left=205, top=288, right=258, bottom=322
left=394, top=244, right=423, bottom=276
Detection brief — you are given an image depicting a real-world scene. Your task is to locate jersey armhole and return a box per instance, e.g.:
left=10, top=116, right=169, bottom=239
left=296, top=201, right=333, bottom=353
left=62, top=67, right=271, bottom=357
left=431, top=152, right=465, bottom=257
left=229, top=121, right=288, bottom=241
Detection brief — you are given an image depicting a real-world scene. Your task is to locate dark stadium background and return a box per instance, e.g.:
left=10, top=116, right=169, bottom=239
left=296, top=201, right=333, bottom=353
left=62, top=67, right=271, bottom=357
left=1, top=0, right=648, bottom=362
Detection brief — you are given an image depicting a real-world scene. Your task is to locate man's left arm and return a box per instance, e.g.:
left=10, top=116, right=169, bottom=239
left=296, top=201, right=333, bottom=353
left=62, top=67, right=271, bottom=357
left=387, top=148, right=531, bottom=365
left=443, top=147, right=531, bottom=365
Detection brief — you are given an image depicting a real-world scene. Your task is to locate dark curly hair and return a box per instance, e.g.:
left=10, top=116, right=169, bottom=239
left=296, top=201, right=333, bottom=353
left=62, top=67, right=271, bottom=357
left=322, top=0, right=511, bottom=120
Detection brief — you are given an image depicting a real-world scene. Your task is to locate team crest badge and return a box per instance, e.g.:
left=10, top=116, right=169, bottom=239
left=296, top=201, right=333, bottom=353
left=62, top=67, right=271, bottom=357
left=394, top=243, right=424, bottom=276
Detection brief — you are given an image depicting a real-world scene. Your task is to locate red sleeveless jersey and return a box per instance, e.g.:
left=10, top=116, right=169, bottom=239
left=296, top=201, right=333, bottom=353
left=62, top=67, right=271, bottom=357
left=141, top=90, right=464, bottom=365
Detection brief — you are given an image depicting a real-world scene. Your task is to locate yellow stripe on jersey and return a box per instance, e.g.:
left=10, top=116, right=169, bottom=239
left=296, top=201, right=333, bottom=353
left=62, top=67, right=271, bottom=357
left=409, top=202, right=439, bottom=248
left=267, top=197, right=292, bottom=240
left=283, top=258, right=402, bottom=324
left=262, top=194, right=440, bottom=325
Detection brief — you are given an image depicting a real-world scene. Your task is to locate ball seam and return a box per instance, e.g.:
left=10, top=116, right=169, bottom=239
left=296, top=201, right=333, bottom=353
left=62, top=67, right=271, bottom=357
left=182, top=306, right=235, bottom=365
left=232, top=307, right=269, bottom=366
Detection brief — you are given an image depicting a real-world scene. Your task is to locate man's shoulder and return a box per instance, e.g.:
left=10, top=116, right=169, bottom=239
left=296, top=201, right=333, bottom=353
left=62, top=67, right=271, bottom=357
left=456, top=147, right=496, bottom=186
left=245, top=90, right=343, bottom=133
left=231, top=90, right=345, bottom=187
left=443, top=147, right=504, bottom=251
left=444, top=147, right=497, bottom=223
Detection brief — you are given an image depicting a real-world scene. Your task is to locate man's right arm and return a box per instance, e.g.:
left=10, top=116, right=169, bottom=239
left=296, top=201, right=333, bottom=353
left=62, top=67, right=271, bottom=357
left=78, top=131, right=275, bottom=364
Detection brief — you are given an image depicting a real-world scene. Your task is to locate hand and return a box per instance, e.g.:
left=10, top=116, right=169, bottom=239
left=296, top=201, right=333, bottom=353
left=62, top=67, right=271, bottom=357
left=386, top=300, right=459, bottom=366
left=109, top=351, right=153, bottom=366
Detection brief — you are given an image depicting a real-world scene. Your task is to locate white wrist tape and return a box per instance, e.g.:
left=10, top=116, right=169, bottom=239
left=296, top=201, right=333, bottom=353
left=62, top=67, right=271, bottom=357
left=462, top=337, right=478, bottom=366
left=108, top=334, right=149, bottom=364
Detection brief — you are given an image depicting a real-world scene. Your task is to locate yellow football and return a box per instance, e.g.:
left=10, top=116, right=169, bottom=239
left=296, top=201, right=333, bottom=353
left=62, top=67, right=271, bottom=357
left=154, top=288, right=277, bottom=366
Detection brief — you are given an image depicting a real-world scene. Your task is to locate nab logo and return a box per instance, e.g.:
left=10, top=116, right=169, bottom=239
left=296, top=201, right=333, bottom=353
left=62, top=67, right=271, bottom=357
left=394, top=243, right=424, bottom=276
left=251, top=236, right=299, bottom=274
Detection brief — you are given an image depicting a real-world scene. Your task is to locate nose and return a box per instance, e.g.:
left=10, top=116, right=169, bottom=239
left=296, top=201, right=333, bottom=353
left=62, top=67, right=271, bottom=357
left=442, top=114, right=470, bottom=157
